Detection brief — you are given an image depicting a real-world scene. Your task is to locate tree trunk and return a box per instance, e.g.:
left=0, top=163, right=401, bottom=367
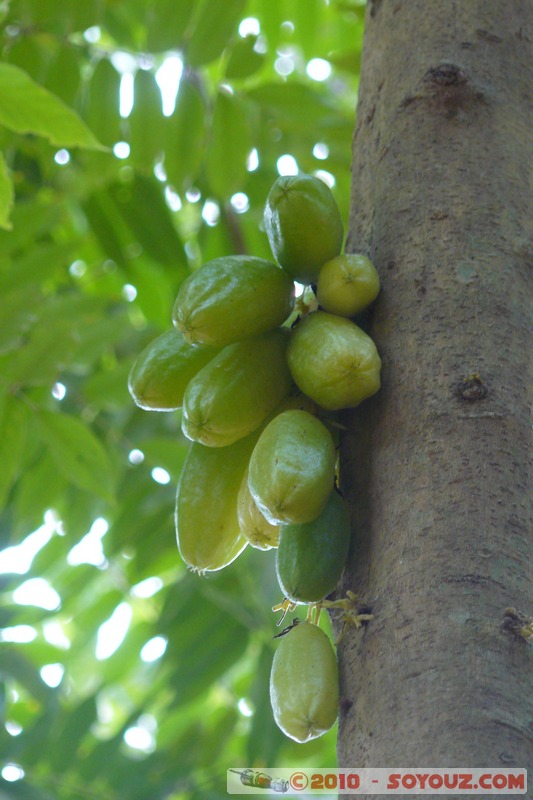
left=337, top=0, right=532, bottom=789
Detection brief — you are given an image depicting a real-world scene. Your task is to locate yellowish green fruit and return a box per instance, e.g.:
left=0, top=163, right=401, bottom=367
left=317, top=254, right=380, bottom=317
left=173, top=255, right=294, bottom=346
left=264, top=173, right=344, bottom=284
left=238, top=468, right=280, bottom=550
left=248, top=410, right=335, bottom=526
left=182, top=329, right=292, bottom=447
left=276, top=491, right=350, bottom=604
left=287, top=311, right=381, bottom=410
left=175, top=433, right=258, bottom=572
left=270, top=621, right=339, bottom=742
left=127, top=329, right=218, bottom=411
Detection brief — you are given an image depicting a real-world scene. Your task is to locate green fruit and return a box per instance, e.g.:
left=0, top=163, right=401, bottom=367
left=270, top=621, right=339, bottom=742
left=264, top=173, right=344, bottom=284
left=127, top=329, right=219, bottom=411
left=248, top=410, right=335, bottom=526
left=287, top=311, right=381, bottom=410
left=175, top=433, right=258, bottom=572
left=317, top=253, right=380, bottom=317
left=182, top=329, right=292, bottom=447
left=276, top=491, right=350, bottom=604
left=238, top=468, right=280, bottom=550
left=172, top=255, right=294, bottom=346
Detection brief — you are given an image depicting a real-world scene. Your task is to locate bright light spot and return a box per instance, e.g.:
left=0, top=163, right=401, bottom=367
left=0, top=626, right=37, bottom=643
left=184, top=241, right=197, bottom=260
left=314, top=169, right=335, bottom=188
left=294, top=281, right=305, bottom=298
left=124, top=716, right=157, bottom=752
left=13, top=578, right=61, bottom=611
left=277, top=154, right=299, bottom=176
left=0, top=520, right=55, bottom=575
left=313, top=142, right=329, bottom=160
left=2, top=764, right=25, bottom=782
left=67, top=518, right=109, bottom=568
left=111, top=50, right=137, bottom=75
left=5, top=721, right=23, bottom=737
left=83, top=25, right=101, bottom=43
left=69, top=259, right=87, bottom=277
left=40, top=663, right=65, bottom=688
left=122, top=284, right=137, bottom=302
left=201, top=199, right=220, bottom=227
left=230, top=192, right=249, bottom=214
left=52, top=382, right=67, bottom=400
left=281, top=20, right=295, bottom=34
left=219, top=83, right=234, bottom=95
left=254, top=36, right=267, bottom=54
left=54, top=149, right=70, bottom=165
left=119, top=72, right=134, bottom=118
left=156, top=55, right=183, bottom=117
left=239, top=17, right=260, bottom=37
left=164, top=186, right=182, bottom=211
left=237, top=697, right=254, bottom=717
left=306, top=58, right=332, bottom=82
left=96, top=602, right=132, bottom=660
left=43, top=620, right=71, bottom=650
left=247, top=148, right=259, bottom=172
left=151, top=467, right=171, bottom=485
left=128, top=449, right=144, bottom=465
left=131, top=576, right=163, bottom=599
left=113, top=141, right=130, bottom=159
left=153, top=161, right=166, bottom=182
left=185, top=187, right=201, bottom=203
left=124, top=726, right=154, bottom=752
left=274, top=55, right=294, bottom=76
left=140, top=635, right=167, bottom=663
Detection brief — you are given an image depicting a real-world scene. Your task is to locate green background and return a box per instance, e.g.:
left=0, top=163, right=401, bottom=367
left=0, top=1, right=365, bottom=797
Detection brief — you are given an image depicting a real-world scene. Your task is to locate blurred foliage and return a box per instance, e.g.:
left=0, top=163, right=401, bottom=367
left=0, top=0, right=365, bottom=797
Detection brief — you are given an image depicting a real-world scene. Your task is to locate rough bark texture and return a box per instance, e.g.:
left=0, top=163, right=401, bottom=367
left=336, top=0, right=532, bottom=790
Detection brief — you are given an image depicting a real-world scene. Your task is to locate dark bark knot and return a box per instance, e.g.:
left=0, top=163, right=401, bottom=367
left=424, top=63, right=468, bottom=87
left=500, top=608, right=533, bottom=643
left=401, top=63, right=486, bottom=115
left=454, top=373, right=488, bottom=402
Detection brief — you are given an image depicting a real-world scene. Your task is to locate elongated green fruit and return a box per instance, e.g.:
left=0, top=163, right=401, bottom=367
left=172, top=255, right=294, bottom=346
left=276, top=491, right=350, bottom=604
left=248, top=410, right=335, bottom=525
left=238, top=468, right=280, bottom=550
left=270, top=621, right=339, bottom=742
left=175, top=433, right=258, bottom=572
left=264, top=173, right=344, bottom=284
left=128, top=329, right=218, bottom=411
left=287, top=311, right=381, bottom=410
left=182, top=329, right=292, bottom=447
left=317, top=253, right=380, bottom=317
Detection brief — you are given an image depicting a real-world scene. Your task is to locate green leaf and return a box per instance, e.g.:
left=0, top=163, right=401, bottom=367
left=0, top=63, right=105, bottom=150
left=185, top=0, right=247, bottom=67
left=108, top=173, right=187, bottom=269
left=3, top=318, right=77, bottom=387
left=205, top=88, right=252, bottom=199
left=164, top=74, right=207, bottom=194
left=128, top=69, right=165, bottom=171
left=0, top=150, right=13, bottom=230
left=145, top=0, right=196, bottom=52
left=225, top=35, right=265, bottom=80
left=0, top=397, right=29, bottom=510
left=82, top=58, right=122, bottom=149
left=37, top=410, right=114, bottom=503
left=12, top=452, right=66, bottom=540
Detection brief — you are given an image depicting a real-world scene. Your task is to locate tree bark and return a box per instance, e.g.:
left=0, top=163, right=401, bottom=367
left=337, top=0, right=532, bottom=790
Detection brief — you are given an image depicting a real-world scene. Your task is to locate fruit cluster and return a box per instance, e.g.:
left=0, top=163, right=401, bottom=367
left=128, top=173, right=381, bottom=742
